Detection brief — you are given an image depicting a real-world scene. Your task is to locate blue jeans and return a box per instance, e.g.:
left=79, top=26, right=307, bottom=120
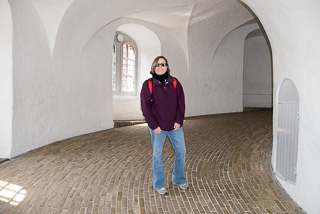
left=149, top=127, right=186, bottom=190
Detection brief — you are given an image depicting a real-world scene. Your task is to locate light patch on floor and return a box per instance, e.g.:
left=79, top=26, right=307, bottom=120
left=0, top=181, right=26, bottom=206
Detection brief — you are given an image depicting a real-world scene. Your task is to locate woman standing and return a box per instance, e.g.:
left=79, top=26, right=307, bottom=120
left=140, top=56, right=188, bottom=195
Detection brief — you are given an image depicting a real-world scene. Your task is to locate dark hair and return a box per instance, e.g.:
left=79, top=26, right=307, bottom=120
left=150, top=56, right=171, bottom=74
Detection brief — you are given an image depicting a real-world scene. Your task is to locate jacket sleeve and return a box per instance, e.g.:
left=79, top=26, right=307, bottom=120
left=175, top=79, right=186, bottom=126
left=140, top=81, right=159, bottom=130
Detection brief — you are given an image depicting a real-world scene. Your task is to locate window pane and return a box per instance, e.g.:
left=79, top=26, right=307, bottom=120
left=112, top=44, right=116, bottom=91
left=121, top=43, right=136, bottom=92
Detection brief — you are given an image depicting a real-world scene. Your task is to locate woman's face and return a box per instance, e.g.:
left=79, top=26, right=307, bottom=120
left=154, top=58, right=168, bottom=75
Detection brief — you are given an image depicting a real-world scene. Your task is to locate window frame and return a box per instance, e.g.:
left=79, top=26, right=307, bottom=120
left=112, top=32, right=138, bottom=96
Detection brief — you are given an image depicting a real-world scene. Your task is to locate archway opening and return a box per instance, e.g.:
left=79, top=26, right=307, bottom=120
left=243, top=27, right=273, bottom=111
left=112, top=24, right=161, bottom=122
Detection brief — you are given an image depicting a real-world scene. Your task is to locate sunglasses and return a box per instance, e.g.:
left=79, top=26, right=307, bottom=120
left=155, top=63, right=167, bottom=67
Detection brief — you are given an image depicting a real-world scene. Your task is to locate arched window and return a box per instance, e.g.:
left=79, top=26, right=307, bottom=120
left=112, top=32, right=138, bottom=96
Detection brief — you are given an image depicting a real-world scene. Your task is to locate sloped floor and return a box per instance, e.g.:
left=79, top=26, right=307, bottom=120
left=0, top=110, right=305, bottom=213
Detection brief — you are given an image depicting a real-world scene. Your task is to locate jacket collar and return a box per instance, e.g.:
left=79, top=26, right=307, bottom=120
left=152, top=74, right=174, bottom=85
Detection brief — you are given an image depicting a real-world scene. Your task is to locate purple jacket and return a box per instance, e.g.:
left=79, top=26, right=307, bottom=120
left=140, top=75, right=185, bottom=131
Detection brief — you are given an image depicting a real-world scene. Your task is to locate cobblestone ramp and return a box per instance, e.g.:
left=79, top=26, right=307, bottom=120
left=0, top=110, right=305, bottom=213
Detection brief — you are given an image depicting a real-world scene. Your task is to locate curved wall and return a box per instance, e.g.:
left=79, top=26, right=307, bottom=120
left=241, top=1, right=320, bottom=213
left=0, top=0, right=13, bottom=158
left=9, top=0, right=54, bottom=157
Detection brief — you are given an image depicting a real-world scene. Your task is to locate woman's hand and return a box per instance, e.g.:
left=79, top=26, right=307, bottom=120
left=173, top=123, right=181, bottom=131
left=153, top=127, right=162, bottom=134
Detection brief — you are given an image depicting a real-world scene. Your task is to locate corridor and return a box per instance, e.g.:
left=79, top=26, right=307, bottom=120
left=0, top=110, right=305, bottom=213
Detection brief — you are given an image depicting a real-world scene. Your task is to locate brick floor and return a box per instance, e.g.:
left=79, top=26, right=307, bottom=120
left=0, top=110, right=305, bottom=213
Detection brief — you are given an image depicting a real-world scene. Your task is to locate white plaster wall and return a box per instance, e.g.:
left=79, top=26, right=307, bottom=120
left=9, top=0, right=55, bottom=157
left=241, top=0, right=320, bottom=213
left=113, top=98, right=141, bottom=121
left=156, top=25, right=189, bottom=97
left=187, top=0, right=255, bottom=116
left=30, top=0, right=73, bottom=54
left=206, top=23, right=261, bottom=115
left=53, top=0, right=196, bottom=65
left=243, top=33, right=272, bottom=108
left=127, top=4, right=194, bottom=61
left=78, top=27, right=114, bottom=133
left=0, top=0, right=13, bottom=158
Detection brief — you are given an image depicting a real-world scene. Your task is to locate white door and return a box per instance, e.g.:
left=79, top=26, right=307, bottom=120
left=276, top=79, right=299, bottom=183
